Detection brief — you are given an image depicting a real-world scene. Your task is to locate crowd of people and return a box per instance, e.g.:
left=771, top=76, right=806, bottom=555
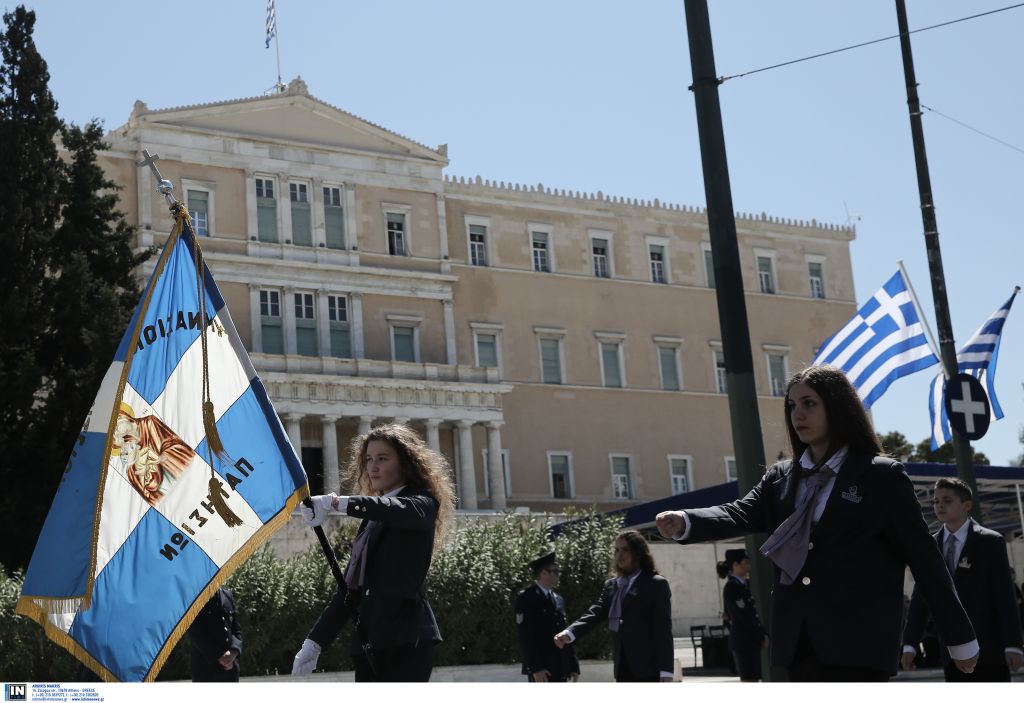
left=192, top=363, right=1022, bottom=683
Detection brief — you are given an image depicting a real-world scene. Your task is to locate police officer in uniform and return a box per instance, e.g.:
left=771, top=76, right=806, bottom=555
left=187, top=588, right=243, bottom=682
left=515, top=552, right=580, bottom=682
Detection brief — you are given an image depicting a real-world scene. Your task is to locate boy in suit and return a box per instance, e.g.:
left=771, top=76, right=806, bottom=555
left=901, top=478, right=1023, bottom=681
left=553, top=531, right=674, bottom=682
left=515, top=552, right=580, bottom=682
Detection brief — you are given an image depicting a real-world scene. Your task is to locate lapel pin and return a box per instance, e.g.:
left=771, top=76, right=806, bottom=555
left=841, top=486, right=863, bottom=503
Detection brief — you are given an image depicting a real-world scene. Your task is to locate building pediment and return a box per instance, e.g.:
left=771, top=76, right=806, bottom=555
left=122, top=77, right=447, bottom=164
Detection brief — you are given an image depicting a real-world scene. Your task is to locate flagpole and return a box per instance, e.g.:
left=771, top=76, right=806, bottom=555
left=274, top=12, right=283, bottom=92
left=897, top=259, right=943, bottom=373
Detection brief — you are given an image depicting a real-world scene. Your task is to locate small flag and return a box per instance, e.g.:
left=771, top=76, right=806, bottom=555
left=927, top=288, right=1018, bottom=450
left=265, top=0, right=277, bottom=48
left=813, top=269, right=939, bottom=408
left=16, top=205, right=308, bottom=681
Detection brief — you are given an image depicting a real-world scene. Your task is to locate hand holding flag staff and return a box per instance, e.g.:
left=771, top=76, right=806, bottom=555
left=16, top=151, right=315, bottom=681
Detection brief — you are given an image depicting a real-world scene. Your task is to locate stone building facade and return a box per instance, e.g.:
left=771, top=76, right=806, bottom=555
left=97, top=78, right=857, bottom=513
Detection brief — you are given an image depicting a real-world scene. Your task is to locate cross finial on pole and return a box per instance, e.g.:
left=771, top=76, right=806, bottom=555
left=136, top=149, right=177, bottom=206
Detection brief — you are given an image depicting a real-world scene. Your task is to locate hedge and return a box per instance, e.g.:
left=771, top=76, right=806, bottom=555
left=0, top=509, right=623, bottom=680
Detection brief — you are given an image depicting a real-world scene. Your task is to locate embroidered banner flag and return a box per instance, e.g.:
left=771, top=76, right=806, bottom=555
left=927, top=288, right=1018, bottom=449
left=813, top=269, right=940, bottom=408
left=16, top=205, right=308, bottom=681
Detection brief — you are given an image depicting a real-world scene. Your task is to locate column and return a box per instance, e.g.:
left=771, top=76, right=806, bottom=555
left=316, top=288, right=331, bottom=358
left=443, top=299, right=456, bottom=365
left=344, top=185, right=358, bottom=251
left=424, top=419, right=441, bottom=453
left=311, top=177, right=326, bottom=247
left=435, top=194, right=450, bottom=260
left=284, top=412, right=304, bottom=458
left=321, top=415, right=340, bottom=495
left=351, top=292, right=365, bottom=358
left=486, top=422, right=506, bottom=510
left=282, top=285, right=297, bottom=356
left=358, top=415, right=373, bottom=437
left=244, top=169, right=257, bottom=240
left=248, top=283, right=262, bottom=354
left=279, top=172, right=292, bottom=245
left=137, top=148, right=153, bottom=230
left=456, top=421, right=478, bottom=510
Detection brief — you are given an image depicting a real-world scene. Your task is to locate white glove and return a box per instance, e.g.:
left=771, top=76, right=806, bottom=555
left=292, top=638, right=322, bottom=675
left=300, top=494, right=337, bottom=528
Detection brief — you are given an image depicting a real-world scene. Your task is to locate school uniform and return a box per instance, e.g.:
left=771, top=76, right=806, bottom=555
left=515, top=582, right=580, bottom=681
left=563, top=570, right=674, bottom=682
left=306, top=486, right=442, bottom=682
left=903, top=519, right=1023, bottom=681
left=187, top=588, right=242, bottom=682
left=723, top=575, right=766, bottom=681
left=678, top=449, right=975, bottom=680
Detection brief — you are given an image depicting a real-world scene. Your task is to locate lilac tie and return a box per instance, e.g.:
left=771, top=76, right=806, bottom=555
left=760, top=470, right=833, bottom=585
left=607, top=577, right=629, bottom=632
left=944, top=534, right=957, bottom=575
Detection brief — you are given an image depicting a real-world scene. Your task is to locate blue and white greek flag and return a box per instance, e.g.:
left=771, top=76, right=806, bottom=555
left=813, top=270, right=939, bottom=408
left=16, top=209, right=308, bottom=681
left=265, top=0, right=277, bottom=48
left=927, top=289, right=1018, bottom=450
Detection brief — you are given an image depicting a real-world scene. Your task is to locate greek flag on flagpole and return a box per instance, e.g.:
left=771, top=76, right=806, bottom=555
left=16, top=209, right=308, bottom=682
left=265, top=0, right=277, bottom=48
left=813, top=270, right=940, bottom=408
left=927, top=289, right=1018, bottom=450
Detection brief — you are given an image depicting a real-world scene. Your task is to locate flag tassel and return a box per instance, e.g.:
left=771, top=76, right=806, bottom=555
left=208, top=476, right=243, bottom=527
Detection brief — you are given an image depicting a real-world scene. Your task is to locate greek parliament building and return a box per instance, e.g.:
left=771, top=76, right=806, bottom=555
left=96, top=78, right=856, bottom=513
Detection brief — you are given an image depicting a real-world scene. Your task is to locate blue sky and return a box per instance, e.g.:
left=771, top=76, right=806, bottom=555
left=25, top=0, right=1024, bottom=464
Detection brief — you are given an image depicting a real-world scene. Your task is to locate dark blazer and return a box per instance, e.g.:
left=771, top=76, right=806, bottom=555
left=723, top=577, right=766, bottom=653
left=188, top=588, right=242, bottom=682
left=515, top=583, right=580, bottom=679
left=683, top=452, right=975, bottom=675
left=308, top=487, right=442, bottom=654
left=903, top=520, right=1023, bottom=669
left=566, top=570, right=674, bottom=680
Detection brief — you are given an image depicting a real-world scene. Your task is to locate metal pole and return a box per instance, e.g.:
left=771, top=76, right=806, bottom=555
left=894, top=0, right=980, bottom=518
left=274, top=17, right=284, bottom=92
left=683, top=0, right=774, bottom=680
left=1016, top=484, right=1024, bottom=539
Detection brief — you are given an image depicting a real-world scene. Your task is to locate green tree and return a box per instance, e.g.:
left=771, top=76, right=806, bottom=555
left=878, top=430, right=914, bottom=462
left=910, top=437, right=989, bottom=465
left=0, top=6, right=150, bottom=569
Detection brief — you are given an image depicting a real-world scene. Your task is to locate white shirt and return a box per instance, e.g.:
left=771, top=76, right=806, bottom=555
left=558, top=570, right=673, bottom=680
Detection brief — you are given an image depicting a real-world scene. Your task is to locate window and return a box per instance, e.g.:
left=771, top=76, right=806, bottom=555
left=187, top=189, right=209, bottom=236
left=387, top=212, right=407, bottom=256
left=531, top=231, right=550, bottom=272
left=259, top=289, right=283, bottom=354
left=323, top=186, right=345, bottom=249
left=808, top=260, right=825, bottom=299
left=669, top=456, right=691, bottom=495
left=327, top=295, right=351, bottom=358
left=294, top=292, right=317, bottom=356
left=659, top=346, right=680, bottom=391
left=482, top=449, right=511, bottom=498
left=713, top=348, right=727, bottom=394
left=289, top=183, right=311, bottom=246
left=703, top=244, right=715, bottom=288
left=539, top=338, right=562, bottom=384
left=600, top=341, right=623, bottom=388
left=256, top=177, right=277, bottom=243
left=767, top=351, right=788, bottom=396
left=469, top=224, right=488, bottom=266
left=592, top=238, right=610, bottom=278
left=649, top=244, right=667, bottom=283
left=476, top=333, right=498, bottom=368
left=392, top=325, right=417, bottom=362
left=756, top=254, right=776, bottom=294
left=611, top=456, right=632, bottom=499
left=548, top=453, right=573, bottom=499
left=725, top=457, right=738, bottom=483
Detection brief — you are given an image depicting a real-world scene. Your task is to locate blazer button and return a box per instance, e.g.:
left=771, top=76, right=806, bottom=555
left=801, top=576, right=811, bottom=586
left=807, top=541, right=814, bottom=550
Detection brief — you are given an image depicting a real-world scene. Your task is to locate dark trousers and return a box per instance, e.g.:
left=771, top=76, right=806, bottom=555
left=787, top=629, right=889, bottom=682
left=615, top=656, right=660, bottom=682
left=732, top=645, right=762, bottom=682
left=354, top=642, right=433, bottom=682
left=943, top=662, right=1011, bottom=682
